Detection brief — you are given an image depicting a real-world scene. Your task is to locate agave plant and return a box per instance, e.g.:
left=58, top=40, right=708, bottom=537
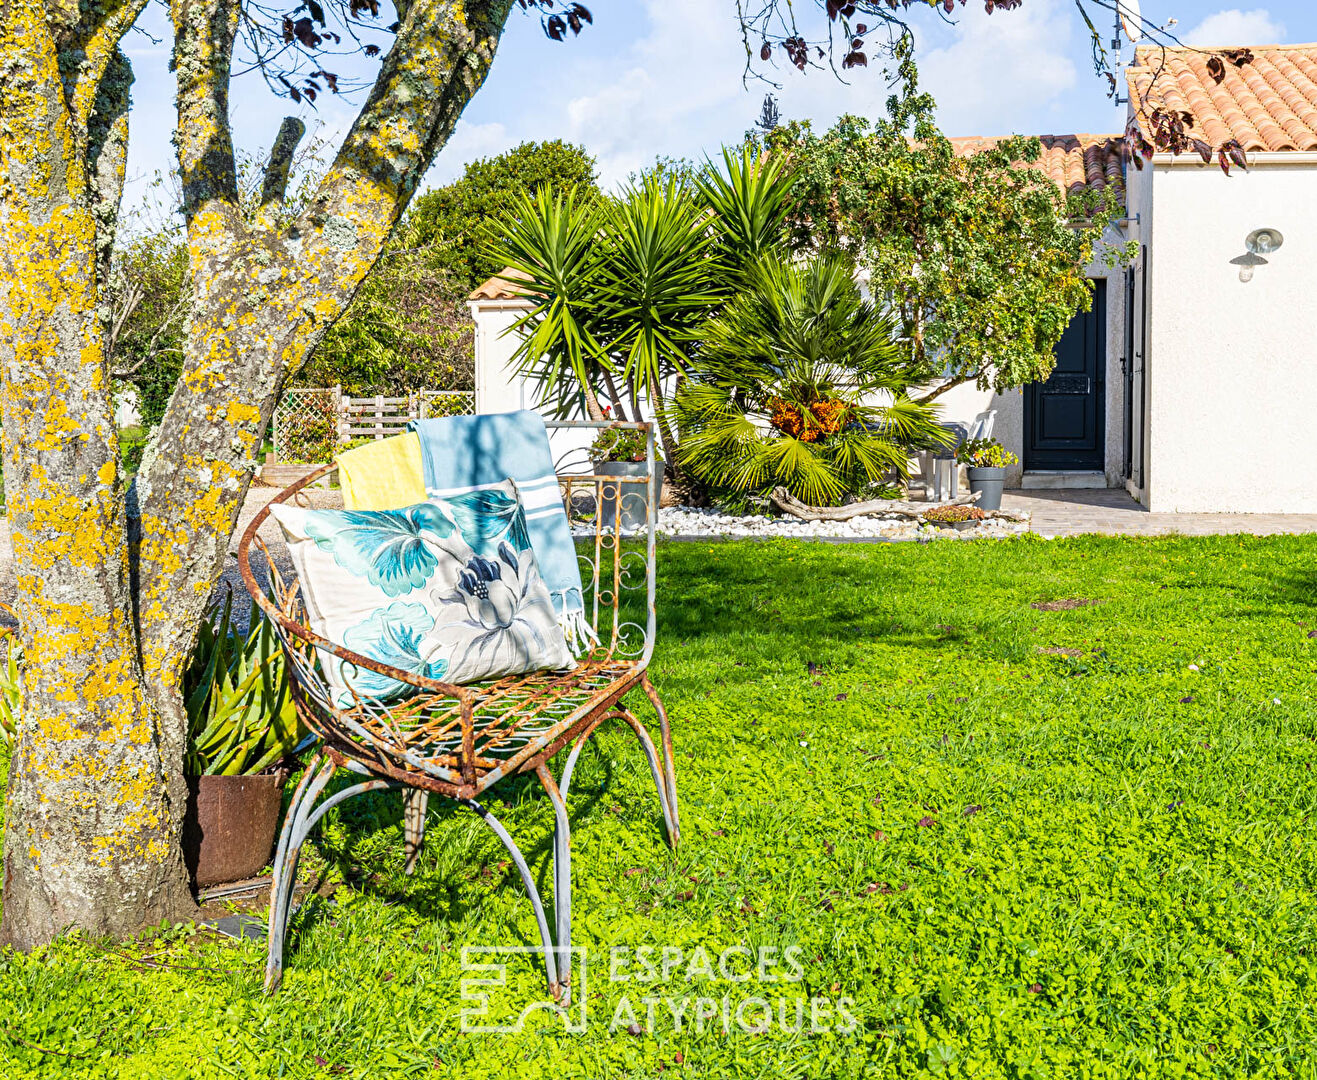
left=673, top=253, right=950, bottom=506
left=184, top=590, right=306, bottom=776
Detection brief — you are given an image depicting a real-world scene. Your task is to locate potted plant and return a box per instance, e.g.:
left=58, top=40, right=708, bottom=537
left=922, top=504, right=987, bottom=532
left=591, top=424, right=663, bottom=530
left=955, top=438, right=1018, bottom=512
left=183, top=591, right=309, bottom=888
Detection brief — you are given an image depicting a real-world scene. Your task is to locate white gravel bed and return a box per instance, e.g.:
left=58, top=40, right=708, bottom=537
left=571, top=505, right=1032, bottom=541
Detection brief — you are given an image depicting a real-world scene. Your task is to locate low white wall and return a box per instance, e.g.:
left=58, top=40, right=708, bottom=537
left=1143, top=161, right=1317, bottom=513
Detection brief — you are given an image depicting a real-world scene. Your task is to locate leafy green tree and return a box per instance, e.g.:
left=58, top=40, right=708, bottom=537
left=296, top=237, right=474, bottom=395
left=674, top=253, right=943, bottom=505
left=408, top=139, right=598, bottom=294
left=770, top=61, right=1128, bottom=402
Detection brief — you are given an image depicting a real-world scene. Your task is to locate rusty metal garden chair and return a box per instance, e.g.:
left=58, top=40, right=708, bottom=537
left=237, top=420, right=677, bottom=1002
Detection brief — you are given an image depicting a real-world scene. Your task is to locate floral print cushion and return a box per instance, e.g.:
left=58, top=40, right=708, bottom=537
left=269, top=480, right=574, bottom=706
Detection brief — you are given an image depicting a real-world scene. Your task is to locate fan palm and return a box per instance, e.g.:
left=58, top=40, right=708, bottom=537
left=674, top=254, right=949, bottom=506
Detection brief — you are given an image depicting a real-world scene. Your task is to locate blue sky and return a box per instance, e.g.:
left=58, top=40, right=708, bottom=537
left=119, top=2, right=1316, bottom=216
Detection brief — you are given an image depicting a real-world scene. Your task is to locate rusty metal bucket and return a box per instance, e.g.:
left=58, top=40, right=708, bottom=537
left=184, top=774, right=285, bottom=888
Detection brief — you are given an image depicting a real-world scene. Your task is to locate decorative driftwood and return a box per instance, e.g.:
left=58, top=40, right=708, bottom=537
left=770, top=486, right=980, bottom=522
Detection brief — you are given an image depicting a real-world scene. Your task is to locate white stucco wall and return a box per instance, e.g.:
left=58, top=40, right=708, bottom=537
left=1139, top=158, right=1317, bottom=513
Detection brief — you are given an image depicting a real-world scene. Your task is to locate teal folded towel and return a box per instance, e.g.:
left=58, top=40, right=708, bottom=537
left=410, top=410, right=596, bottom=654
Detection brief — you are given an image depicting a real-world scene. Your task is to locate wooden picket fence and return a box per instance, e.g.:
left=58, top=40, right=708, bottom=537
left=271, top=386, right=475, bottom=464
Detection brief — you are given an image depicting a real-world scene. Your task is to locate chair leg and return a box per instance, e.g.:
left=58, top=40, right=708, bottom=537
left=460, top=797, right=563, bottom=1004
left=642, top=675, right=680, bottom=845
left=265, top=759, right=397, bottom=994
left=537, top=765, right=573, bottom=1007
left=265, top=755, right=335, bottom=993
left=403, top=789, right=429, bottom=875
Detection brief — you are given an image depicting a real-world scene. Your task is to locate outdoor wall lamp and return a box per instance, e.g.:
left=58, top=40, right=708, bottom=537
left=1234, top=229, right=1283, bottom=283
left=1245, top=227, right=1284, bottom=255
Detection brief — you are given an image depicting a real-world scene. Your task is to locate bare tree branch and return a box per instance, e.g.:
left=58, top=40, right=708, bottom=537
left=258, top=116, right=307, bottom=227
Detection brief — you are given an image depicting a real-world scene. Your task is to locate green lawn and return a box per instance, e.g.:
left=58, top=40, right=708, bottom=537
left=4, top=534, right=1317, bottom=1078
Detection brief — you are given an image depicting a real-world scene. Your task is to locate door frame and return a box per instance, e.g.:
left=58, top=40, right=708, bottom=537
left=1024, top=278, right=1107, bottom=472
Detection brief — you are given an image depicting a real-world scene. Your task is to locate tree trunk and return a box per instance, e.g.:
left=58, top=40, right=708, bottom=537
left=1, top=0, right=517, bottom=950
left=0, top=11, right=193, bottom=945
left=600, top=369, right=628, bottom=420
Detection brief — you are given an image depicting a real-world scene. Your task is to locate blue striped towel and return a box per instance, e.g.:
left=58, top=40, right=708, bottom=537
left=410, top=411, right=596, bottom=654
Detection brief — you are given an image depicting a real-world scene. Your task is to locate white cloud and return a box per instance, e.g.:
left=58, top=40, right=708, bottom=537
left=918, top=0, right=1078, bottom=136
left=758, top=0, right=1083, bottom=143
left=560, top=0, right=748, bottom=186
left=1183, top=8, right=1287, bottom=47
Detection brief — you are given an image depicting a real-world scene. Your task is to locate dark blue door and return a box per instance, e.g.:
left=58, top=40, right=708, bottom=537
left=1025, top=280, right=1106, bottom=471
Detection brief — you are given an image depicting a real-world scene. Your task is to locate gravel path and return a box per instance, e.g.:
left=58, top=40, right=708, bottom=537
left=643, top=505, right=1030, bottom=541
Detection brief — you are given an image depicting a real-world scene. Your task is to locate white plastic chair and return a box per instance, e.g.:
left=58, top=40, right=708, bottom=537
left=922, top=410, right=997, bottom=502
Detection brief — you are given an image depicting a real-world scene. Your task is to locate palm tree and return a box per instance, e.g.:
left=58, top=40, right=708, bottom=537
left=673, top=253, right=947, bottom=506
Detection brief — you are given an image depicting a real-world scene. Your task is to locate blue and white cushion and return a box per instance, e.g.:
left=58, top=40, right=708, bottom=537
left=270, top=480, right=574, bottom=705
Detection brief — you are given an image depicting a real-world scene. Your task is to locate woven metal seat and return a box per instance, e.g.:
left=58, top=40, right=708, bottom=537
left=238, top=421, right=677, bottom=1001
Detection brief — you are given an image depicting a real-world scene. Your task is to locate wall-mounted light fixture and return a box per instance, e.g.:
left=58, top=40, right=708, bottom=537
left=1233, top=229, right=1284, bottom=282
left=1245, top=228, right=1284, bottom=256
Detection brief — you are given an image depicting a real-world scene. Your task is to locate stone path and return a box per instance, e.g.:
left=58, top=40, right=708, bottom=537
left=1002, top=488, right=1317, bottom=538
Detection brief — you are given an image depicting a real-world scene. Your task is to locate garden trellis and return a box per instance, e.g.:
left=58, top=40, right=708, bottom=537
left=271, top=387, right=475, bottom=463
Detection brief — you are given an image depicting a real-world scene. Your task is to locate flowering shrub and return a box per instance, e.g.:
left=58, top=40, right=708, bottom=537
left=956, top=438, right=1019, bottom=468
left=590, top=426, right=653, bottom=463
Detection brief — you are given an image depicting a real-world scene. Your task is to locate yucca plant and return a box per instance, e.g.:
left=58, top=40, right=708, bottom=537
left=696, top=144, right=796, bottom=280
left=674, top=253, right=950, bottom=506
left=498, top=184, right=611, bottom=420
left=184, top=590, right=306, bottom=776
left=495, top=147, right=794, bottom=432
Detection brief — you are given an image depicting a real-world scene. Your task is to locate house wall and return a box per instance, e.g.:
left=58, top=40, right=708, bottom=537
left=922, top=231, right=1130, bottom=489
left=1141, top=160, right=1317, bottom=513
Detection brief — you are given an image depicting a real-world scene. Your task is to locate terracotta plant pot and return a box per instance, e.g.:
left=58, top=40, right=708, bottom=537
left=184, top=773, right=285, bottom=888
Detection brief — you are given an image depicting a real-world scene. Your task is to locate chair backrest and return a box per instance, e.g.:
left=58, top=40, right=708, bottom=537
left=235, top=420, right=662, bottom=792
left=547, top=420, right=659, bottom=667
left=967, top=409, right=997, bottom=442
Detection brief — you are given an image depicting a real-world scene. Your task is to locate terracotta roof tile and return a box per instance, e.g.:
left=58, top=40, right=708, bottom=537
left=1126, top=44, right=1317, bottom=153
left=947, top=134, right=1126, bottom=200
left=468, top=267, right=531, bottom=301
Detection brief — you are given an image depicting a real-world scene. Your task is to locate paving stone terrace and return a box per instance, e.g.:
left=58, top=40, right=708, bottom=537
left=1003, top=489, right=1317, bottom=539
